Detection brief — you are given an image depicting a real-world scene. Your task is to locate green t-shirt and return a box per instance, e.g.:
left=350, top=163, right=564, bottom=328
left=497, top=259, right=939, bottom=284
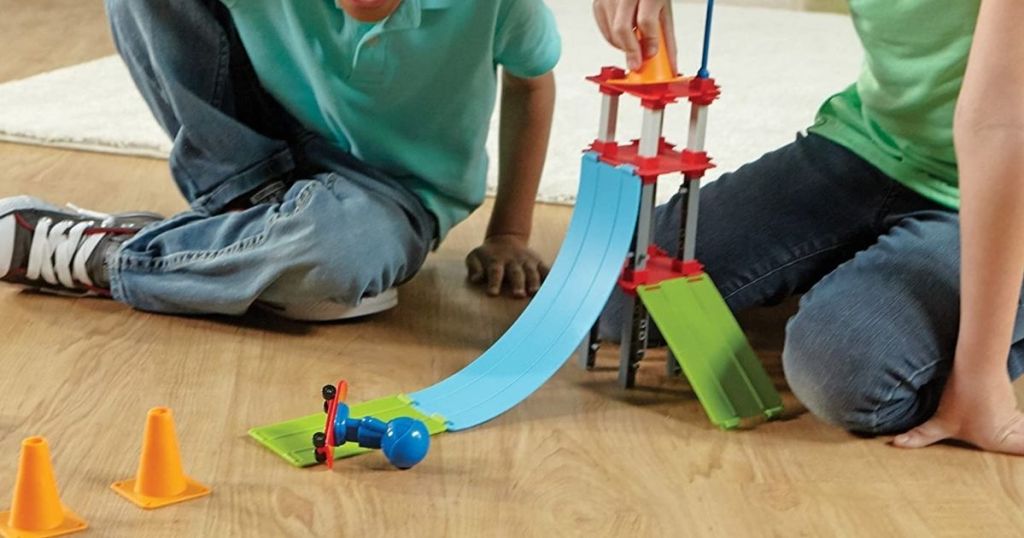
left=220, top=0, right=561, bottom=238
left=809, top=0, right=980, bottom=210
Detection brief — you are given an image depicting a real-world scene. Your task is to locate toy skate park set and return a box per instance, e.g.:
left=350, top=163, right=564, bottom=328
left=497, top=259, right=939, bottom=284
left=1, top=2, right=785, bottom=535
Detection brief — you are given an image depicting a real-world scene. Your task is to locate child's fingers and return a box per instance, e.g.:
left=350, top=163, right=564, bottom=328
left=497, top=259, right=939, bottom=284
left=998, top=432, right=1024, bottom=456
left=892, top=420, right=950, bottom=449
left=612, top=0, right=642, bottom=69
left=661, top=2, right=678, bottom=69
left=636, top=0, right=663, bottom=59
left=466, top=253, right=485, bottom=283
left=507, top=263, right=527, bottom=299
left=988, top=414, right=1024, bottom=455
left=487, top=262, right=505, bottom=296
left=592, top=0, right=614, bottom=45
left=525, top=262, right=542, bottom=295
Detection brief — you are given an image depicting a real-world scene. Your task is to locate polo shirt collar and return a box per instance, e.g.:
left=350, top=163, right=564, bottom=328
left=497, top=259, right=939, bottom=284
left=382, top=0, right=454, bottom=32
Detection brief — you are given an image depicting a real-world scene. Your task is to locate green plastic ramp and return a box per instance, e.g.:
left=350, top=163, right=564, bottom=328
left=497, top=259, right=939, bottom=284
left=638, top=274, right=783, bottom=429
left=248, top=394, right=448, bottom=467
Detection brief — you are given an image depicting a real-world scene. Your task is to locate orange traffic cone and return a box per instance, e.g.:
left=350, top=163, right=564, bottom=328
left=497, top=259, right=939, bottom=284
left=111, top=407, right=210, bottom=509
left=0, top=437, right=86, bottom=538
left=612, top=23, right=685, bottom=86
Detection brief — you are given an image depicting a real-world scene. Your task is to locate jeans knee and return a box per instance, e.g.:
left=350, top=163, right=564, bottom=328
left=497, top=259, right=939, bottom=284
left=783, top=309, right=944, bottom=434
left=269, top=240, right=386, bottom=307
left=285, top=237, right=389, bottom=306
left=104, top=0, right=128, bottom=16
left=104, top=0, right=164, bottom=27
left=783, top=309, right=887, bottom=433
left=105, top=0, right=160, bottom=54
left=104, top=0, right=134, bottom=30
left=106, top=0, right=223, bottom=47
left=282, top=266, right=381, bottom=307
left=274, top=182, right=413, bottom=303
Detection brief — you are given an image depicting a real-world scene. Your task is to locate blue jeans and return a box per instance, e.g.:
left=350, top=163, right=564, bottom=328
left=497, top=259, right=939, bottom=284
left=104, top=0, right=436, bottom=314
left=601, top=133, right=1024, bottom=434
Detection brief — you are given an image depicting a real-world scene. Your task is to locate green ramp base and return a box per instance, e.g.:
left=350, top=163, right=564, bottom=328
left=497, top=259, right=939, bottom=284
left=249, top=394, right=448, bottom=467
left=638, top=274, right=784, bottom=429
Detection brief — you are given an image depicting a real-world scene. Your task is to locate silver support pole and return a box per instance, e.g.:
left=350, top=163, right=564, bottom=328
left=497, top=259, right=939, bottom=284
left=597, top=94, right=620, bottom=143
left=680, top=104, right=709, bottom=261
left=686, top=104, right=708, bottom=151
left=580, top=93, right=622, bottom=370
left=683, top=180, right=701, bottom=260
left=667, top=348, right=683, bottom=377
left=666, top=101, right=712, bottom=379
left=633, top=183, right=656, bottom=268
left=637, top=107, right=663, bottom=161
left=618, top=293, right=650, bottom=388
left=619, top=106, right=664, bottom=389
left=577, top=322, right=600, bottom=370
left=632, top=107, right=663, bottom=268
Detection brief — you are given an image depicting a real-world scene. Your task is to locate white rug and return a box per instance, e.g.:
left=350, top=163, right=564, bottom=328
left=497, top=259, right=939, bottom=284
left=0, top=2, right=861, bottom=204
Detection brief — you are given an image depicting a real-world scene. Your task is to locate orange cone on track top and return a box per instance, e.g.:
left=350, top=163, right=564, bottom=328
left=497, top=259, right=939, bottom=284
left=611, top=23, right=686, bottom=86
left=0, top=437, right=87, bottom=538
left=111, top=407, right=210, bottom=509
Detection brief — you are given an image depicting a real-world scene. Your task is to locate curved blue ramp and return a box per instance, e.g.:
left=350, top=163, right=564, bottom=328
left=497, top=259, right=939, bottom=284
left=410, top=153, right=641, bottom=430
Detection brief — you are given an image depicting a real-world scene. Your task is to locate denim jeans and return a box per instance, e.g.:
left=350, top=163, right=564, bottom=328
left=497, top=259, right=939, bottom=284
left=104, top=0, right=436, bottom=314
left=601, top=132, right=1024, bottom=434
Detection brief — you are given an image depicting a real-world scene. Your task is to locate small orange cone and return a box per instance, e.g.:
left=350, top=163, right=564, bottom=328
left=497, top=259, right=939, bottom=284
left=612, top=23, right=685, bottom=86
left=0, top=437, right=86, bottom=538
left=111, top=407, right=210, bottom=509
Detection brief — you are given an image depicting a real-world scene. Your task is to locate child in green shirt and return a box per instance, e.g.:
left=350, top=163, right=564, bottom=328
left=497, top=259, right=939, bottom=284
left=596, top=0, right=1024, bottom=455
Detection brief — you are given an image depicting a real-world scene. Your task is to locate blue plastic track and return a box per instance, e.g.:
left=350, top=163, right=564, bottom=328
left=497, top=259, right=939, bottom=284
left=409, top=153, right=641, bottom=430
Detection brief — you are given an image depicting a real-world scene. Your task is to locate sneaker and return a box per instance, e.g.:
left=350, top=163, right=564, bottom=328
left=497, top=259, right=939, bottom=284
left=0, top=196, right=162, bottom=296
left=257, top=288, right=399, bottom=321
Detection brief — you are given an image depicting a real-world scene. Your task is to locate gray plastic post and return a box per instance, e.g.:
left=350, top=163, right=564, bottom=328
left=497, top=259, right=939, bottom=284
left=619, top=107, right=664, bottom=388
left=597, top=93, right=620, bottom=143
left=666, top=348, right=682, bottom=377
left=619, top=295, right=650, bottom=388
left=680, top=104, right=709, bottom=260
left=578, top=321, right=600, bottom=370
left=580, top=93, right=621, bottom=372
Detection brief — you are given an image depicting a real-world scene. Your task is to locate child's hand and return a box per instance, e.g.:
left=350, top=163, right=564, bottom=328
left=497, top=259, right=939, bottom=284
left=466, top=234, right=549, bottom=299
left=593, top=0, right=677, bottom=71
left=893, top=365, right=1024, bottom=455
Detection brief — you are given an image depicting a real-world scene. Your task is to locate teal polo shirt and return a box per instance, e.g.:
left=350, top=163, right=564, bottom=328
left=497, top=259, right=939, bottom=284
left=220, top=0, right=562, bottom=238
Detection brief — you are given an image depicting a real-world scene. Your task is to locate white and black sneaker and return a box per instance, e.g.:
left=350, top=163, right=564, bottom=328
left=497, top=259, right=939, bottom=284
left=0, top=196, right=162, bottom=296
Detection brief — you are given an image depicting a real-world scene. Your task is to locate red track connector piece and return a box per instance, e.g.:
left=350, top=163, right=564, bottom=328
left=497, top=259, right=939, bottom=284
left=688, top=77, right=721, bottom=106
left=587, top=68, right=720, bottom=109
left=590, top=66, right=627, bottom=96
left=589, top=139, right=715, bottom=183
left=619, top=246, right=705, bottom=295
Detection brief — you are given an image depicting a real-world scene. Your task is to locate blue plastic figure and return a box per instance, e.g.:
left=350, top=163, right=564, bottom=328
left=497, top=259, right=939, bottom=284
left=312, top=381, right=430, bottom=470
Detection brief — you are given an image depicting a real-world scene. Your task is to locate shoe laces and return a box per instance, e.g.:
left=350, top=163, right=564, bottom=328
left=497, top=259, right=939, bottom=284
left=24, top=207, right=118, bottom=290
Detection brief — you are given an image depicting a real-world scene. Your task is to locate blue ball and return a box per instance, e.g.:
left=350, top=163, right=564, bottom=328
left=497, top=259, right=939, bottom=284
left=380, top=417, right=430, bottom=469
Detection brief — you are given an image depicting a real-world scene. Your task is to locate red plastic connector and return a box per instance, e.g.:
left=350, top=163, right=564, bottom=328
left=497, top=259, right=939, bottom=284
left=589, top=139, right=715, bottom=182
left=587, top=67, right=721, bottom=109
left=619, top=247, right=705, bottom=295
left=688, top=77, right=721, bottom=106
left=590, top=66, right=627, bottom=96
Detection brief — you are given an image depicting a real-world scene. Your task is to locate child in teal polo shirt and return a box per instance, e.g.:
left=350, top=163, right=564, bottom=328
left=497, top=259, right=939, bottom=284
left=595, top=0, right=1024, bottom=456
left=0, top=0, right=560, bottom=319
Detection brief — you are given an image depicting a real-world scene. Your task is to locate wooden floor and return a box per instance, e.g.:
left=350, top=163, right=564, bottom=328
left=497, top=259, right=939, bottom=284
left=1, top=1, right=1021, bottom=537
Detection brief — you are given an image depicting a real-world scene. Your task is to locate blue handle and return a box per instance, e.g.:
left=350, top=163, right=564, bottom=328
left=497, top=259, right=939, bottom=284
left=698, top=0, right=715, bottom=79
